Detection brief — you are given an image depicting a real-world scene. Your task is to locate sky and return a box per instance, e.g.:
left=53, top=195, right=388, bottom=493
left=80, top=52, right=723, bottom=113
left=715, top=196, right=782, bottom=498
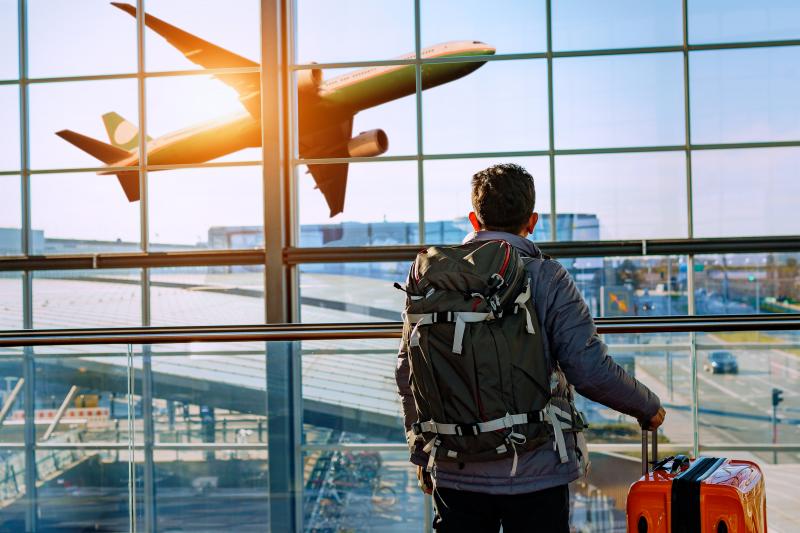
left=1, top=0, right=800, bottom=250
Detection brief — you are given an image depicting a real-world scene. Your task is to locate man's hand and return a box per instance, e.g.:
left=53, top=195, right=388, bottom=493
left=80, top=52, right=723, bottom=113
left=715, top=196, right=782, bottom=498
left=416, top=465, right=433, bottom=495
left=641, top=407, right=666, bottom=431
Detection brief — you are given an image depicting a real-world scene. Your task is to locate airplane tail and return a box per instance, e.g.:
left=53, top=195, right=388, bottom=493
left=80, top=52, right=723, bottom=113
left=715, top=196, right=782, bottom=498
left=55, top=129, right=140, bottom=202
left=102, top=111, right=151, bottom=151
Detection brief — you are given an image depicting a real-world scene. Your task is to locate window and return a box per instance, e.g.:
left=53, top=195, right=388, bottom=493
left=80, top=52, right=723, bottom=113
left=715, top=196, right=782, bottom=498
left=553, top=0, right=681, bottom=51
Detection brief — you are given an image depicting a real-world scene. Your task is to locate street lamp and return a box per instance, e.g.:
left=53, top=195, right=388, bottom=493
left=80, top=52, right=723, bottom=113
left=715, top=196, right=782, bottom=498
left=772, top=388, right=784, bottom=464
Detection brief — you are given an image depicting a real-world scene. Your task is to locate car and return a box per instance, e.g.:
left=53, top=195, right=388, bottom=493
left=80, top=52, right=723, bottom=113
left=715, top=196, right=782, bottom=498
left=704, top=351, right=739, bottom=374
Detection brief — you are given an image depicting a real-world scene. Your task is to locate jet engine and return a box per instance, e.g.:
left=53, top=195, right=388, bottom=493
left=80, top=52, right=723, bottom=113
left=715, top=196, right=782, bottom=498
left=297, top=67, right=322, bottom=96
left=347, top=129, right=389, bottom=157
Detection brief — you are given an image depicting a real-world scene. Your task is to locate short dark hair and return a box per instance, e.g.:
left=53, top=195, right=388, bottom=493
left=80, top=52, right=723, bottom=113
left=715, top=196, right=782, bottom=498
left=471, top=163, right=535, bottom=233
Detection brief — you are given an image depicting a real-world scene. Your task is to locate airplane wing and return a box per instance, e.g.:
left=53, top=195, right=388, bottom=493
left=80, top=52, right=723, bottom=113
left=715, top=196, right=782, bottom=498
left=304, top=119, right=353, bottom=217
left=111, top=3, right=261, bottom=118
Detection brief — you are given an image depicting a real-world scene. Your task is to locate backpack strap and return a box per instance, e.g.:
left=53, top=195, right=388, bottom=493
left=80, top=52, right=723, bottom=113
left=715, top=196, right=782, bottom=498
left=403, top=311, right=495, bottom=354
left=512, top=281, right=535, bottom=334
left=412, top=410, right=546, bottom=437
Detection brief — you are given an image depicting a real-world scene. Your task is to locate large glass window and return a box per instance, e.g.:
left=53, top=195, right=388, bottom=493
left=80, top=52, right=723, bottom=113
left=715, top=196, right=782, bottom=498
left=150, top=266, right=265, bottom=326
left=554, top=53, right=685, bottom=149
left=29, top=79, right=138, bottom=170
left=148, top=167, right=263, bottom=251
left=146, top=75, right=262, bottom=164
left=692, top=147, right=800, bottom=238
left=553, top=0, right=682, bottom=51
left=31, top=172, right=141, bottom=253
left=27, top=0, right=137, bottom=78
left=690, top=47, right=800, bottom=144
left=143, top=0, right=260, bottom=73
left=423, top=156, right=550, bottom=242
left=689, top=0, right=800, bottom=44
left=421, top=0, right=546, bottom=56
left=423, top=59, right=549, bottom=154
left=0, top=1, right=18, bottom=80
left=555, top=152, right=688, bottom=240
left=296, top=0, right=415, bottom=64
left=0, top=86, right=20, bottom=172
left=0, top=176, right=21, bottom=256
left=32, top=270, right=142, bottom=329
left=297, top=161, right=420, bottom=245
left=0, top=272, right=22, bottom=330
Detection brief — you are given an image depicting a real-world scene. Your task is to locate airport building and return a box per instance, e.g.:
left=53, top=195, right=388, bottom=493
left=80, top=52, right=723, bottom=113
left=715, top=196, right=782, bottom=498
left=1, top=2, right=799, bottom=532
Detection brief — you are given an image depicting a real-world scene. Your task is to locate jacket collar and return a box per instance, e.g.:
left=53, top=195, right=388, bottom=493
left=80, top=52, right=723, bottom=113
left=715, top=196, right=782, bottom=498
left=462, top=230, right=542, bottom=258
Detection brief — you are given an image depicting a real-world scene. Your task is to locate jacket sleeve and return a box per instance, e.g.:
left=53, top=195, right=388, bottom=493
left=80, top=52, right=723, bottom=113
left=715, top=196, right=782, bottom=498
left=396, top=323, right=429, bottom=467
left=541, top=262, right=662, bottom=424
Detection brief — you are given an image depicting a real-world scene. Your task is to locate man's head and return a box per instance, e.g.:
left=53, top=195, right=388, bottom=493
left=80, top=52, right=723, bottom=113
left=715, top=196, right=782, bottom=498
left=469, top=163, right=538, bottom=237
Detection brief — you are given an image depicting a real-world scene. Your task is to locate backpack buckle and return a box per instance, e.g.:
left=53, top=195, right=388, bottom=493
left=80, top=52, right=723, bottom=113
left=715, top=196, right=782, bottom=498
left=455, top=423, right=480, bottom=436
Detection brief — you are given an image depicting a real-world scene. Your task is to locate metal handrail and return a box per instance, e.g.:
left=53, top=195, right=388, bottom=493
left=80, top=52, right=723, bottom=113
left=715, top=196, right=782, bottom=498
left=0, top=314, right=799, bottom=347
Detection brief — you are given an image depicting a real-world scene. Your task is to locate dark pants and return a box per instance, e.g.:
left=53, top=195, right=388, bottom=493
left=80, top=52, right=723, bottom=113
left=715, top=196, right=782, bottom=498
left=432, top=484, right=570, bottom=533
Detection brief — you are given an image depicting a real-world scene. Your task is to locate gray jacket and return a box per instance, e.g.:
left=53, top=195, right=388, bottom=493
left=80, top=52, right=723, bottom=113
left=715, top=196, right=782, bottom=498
left=395, top=230, right=662, bottom=494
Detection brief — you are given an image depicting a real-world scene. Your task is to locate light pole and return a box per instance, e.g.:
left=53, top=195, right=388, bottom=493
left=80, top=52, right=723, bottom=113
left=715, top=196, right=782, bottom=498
left=772, top=388, right=784, bottom=464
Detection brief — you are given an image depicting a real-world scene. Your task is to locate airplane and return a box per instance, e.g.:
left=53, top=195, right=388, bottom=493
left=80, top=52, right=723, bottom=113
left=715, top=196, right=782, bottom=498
left=56, top=2, right=495, bottom=217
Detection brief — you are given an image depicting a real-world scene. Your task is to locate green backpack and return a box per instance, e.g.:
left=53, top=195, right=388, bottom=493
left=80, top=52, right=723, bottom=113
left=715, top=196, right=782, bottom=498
left=400, top=239, right=583, bottom=475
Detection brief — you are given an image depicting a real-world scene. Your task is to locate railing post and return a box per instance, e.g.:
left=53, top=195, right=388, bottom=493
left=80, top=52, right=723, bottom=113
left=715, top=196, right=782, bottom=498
left=266, top=340, right=303, bottom=532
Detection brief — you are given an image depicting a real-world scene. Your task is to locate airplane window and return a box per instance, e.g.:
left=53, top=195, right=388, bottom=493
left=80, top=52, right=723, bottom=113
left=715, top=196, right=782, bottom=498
left=554, top=53, right=684, bottom=149
left=690, top=47, right=800, bottom=145
left=422, top=59, right=549, bottom=154
left=27, top=0, right=137, bottom=78
left=552, top=0, right=681, bottom=51
left=555, top=152, right=688, bottom=241
left=296, top=0, right=415, bottom=65
left=0, top=86, right=20, bottom=172
left=693, top=147, right=800, bottom=238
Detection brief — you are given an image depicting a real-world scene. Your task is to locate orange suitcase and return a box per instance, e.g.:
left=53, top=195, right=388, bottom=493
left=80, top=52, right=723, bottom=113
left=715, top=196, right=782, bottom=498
left=626, top=431, right=767, bottom=533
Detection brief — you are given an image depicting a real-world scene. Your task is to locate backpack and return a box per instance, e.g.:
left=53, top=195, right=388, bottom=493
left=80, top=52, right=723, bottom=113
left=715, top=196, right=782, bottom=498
left=399, top=239, right=582, bottom=475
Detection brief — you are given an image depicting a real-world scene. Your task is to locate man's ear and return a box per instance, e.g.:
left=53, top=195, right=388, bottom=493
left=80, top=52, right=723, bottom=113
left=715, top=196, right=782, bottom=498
left=468, top=212, right=482, bottom=231
left=526, top=212, right=539, bottom=235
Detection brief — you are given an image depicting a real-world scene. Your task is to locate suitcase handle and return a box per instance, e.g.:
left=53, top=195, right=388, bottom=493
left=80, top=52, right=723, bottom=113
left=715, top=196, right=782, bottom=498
left=641, top=429, right=658, bottom=475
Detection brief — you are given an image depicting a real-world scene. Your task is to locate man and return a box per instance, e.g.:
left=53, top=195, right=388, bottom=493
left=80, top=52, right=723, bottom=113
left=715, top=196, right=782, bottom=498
left=395, top=164, right=665, bottom=532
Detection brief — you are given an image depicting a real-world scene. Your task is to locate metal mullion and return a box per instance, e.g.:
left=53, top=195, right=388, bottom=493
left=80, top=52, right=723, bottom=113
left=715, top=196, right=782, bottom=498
left=18, top=1, right=37, bottom=530
left=134, top=2, right=156, bottom=531
left=546, top=0, right=557, bottom=241
left=23, top=66, right=260, bottom=85
left=0, top=79, right=20, bottom=86
left=289, top=38, right=800, bottom=71
left=286, top=0, right=300, bottom=323
left=683, top=0, right=700, bottom=462
left=691, top=139, right=800, bottom=151
left=414, top=0, right=425, bottom=245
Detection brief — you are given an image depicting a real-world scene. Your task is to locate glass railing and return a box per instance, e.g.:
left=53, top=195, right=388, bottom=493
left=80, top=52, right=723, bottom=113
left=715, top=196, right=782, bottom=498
left=1, top=316, right=799, bottom=532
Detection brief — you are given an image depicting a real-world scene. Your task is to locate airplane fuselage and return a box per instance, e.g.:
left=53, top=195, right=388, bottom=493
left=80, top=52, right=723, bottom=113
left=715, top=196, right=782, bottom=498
left=116, top=41, right=494, bottom=167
